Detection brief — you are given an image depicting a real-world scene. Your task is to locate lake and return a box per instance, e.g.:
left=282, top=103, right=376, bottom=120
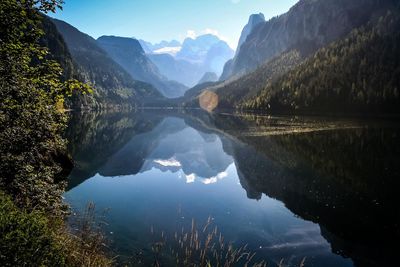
left=64, top=110, right=400, bottom=267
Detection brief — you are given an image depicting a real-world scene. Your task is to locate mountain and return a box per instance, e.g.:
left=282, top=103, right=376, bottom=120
left=201, top=50, right=302, bottom=109
left=148, top=53, right=204, bottom=87
left=146, top=34, right=234, bottom=87
left=40, top=16, right=77, bottom=82
left=97, top=36, right=160, bottom=84
left=236, top=13, right=265, bottom=56
left=176, top=34, right=234, bottom=69
left=181, top=81, right=220, bottom=104
left=197, top=72, right=218, bottom=85
left=176, top=34, right=220, bottom=63
left=203, top=41, right=235, bottom=75
left=221, top=0, right=398, bottom=80
left=241, top=10, right=400, bottom=114
left=219, top=13, right=265, bottom=81
left=97, top=36, right=187, bottom=98
left=50, top=18, right=163, bottom=109
left=139, top=39, right=181, bottom=55
left=138, top=39, right=153, bottom=54
left=184, top=0, right=400, bottom=114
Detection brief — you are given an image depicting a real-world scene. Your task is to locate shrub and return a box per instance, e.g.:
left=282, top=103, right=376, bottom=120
left=0, top=192, right=66, bottom=266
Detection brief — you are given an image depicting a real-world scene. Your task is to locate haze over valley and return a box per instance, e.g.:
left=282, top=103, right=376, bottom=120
left=1, top=1, right=399, bottom=266
left=42, top=0, right=400, bottom=115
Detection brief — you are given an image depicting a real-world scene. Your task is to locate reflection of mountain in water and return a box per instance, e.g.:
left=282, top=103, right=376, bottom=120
left=141, top=124, right=232, bottom=179
left=97, top=117, right=186, bottom=177
left=66, top=110, right=399, bottom=267
left=65, top=111, right=162, bottom=189
left=100, top=117, right=233, bottom=179
left=204, top=114, right=400, bottom=267
left=65, top=111, right=234, bottom=188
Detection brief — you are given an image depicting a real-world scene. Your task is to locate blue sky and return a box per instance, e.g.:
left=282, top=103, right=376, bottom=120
left=50, top=0, right=298, bottom=49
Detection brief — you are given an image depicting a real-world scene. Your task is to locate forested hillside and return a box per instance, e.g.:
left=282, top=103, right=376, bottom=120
left=180, top=50, right=302, bottom=109
left=242, top=11, right=400, bottom=114
left=214, top=51, right=303, bottom=108
left=222, top=0, right=399, bottom=80
left=40, top=16, right=77, bottom=82
left=182, top=0, right=400, bottom=114
left=50, top=19, right=163, bottom=109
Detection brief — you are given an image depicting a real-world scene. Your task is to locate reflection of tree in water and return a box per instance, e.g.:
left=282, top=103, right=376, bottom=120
left=64, top=111, right=163, bottom=189
left=178, top=111, right=400, bottom=266
left=65, top=110, right=400, bottom=267
left=223, top=123, right=400, bottom=267
left=65, top=110, right=233, bottom=189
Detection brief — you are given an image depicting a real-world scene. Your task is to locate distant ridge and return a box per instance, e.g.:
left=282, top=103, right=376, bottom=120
left=50, top=18, right=163, bottom=109
left=97, top=36, right=187, bottom=98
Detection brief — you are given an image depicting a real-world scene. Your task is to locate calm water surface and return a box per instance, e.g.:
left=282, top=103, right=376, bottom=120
left=65, top=110, right=400, bottom=267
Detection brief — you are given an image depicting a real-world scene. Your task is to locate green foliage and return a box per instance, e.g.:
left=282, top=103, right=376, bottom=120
left=0, top=192, right=113, bottom=267
left=0, top=191, right=67, bottom=266
left=0, top=0, right=90, bottom=212
left=242, top=11, right=400, bottom=114
left=0, top=1, right=112, bottom=265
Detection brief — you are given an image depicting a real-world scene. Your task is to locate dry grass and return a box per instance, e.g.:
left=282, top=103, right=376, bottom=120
left=56, top=202, right=113, bottom=267
left=54, top=207, right=308, bottom=267
left=150, top=217, right=267, bottom=267
left=148, top=217, right=308, bottom=267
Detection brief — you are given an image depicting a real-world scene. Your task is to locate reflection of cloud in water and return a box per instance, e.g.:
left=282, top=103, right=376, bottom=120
left=153, top=158, right=181, bottom=167
left=144, top=125, right=233, bottom=178
left=264, top=225, right=328, bottom=253
left=184, top=170, right=230, bottom=184
left=202, top=177, right=218, bottom=184
left=185, top=173, right=196, bottom=183
left=267, top=240, right=325, bottom=249
left=202, top=171, right=228, bottom=184
left=183, top=170, right=230, bottom=184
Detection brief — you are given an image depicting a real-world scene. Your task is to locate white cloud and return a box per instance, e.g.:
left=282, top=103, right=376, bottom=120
left=203, top=28, right=220, bottom=36
left=202, top=177, right=218, bottom=184
left=231, top=0, right=240, bottom=3
left=154, top=158, right=182, bottom=167
left=186, top=30, right=197, bottom=39
left=185, top=173, right=196, bottom=183
left=201, top=171, right=229, bottom=185
left=217, top=171, right=228, bottom=179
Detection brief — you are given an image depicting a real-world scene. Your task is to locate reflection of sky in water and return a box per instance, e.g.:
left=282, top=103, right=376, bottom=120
left=141, top=125, right=233, bottom=179
left=65, top=118, right=354, bottom=267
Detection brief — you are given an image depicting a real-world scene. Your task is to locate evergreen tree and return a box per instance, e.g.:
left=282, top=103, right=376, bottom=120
left=0, top=0, right=90, bottom=212
left=241, top=10, right=400, bottom=114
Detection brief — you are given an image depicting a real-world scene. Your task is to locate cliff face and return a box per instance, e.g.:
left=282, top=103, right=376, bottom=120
left=97, top=36, right=188, bottom=98
left=241, top=10, right=400, bottom=114
left=50, top=18, right=164, bottom=109
left=97, top=36, right=158, bottom=83
left=221, top=0, right=397, bottom=80
left=236, top=13, right=265, bottom=54
left=219, top=13, right=265, bottom=81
